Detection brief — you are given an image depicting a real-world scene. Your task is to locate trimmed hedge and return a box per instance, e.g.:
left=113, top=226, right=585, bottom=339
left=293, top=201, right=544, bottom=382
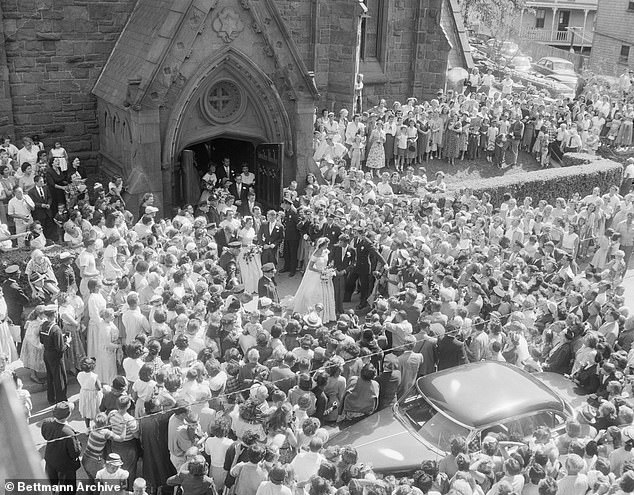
left=445, top=153, right=624, bottom=207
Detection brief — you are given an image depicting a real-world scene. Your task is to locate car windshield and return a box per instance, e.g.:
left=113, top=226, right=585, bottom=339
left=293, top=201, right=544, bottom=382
left=552, top=61, right=574, bottom=72
left=397, top=386, right=471, bottom=451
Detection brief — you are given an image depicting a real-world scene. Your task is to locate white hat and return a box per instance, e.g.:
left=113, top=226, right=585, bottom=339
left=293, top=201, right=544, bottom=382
left=145, top=206, right=159, bottom=214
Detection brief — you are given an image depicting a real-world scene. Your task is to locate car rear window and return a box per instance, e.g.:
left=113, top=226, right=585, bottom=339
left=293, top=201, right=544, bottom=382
left=398, top=387, right=470, bottom=451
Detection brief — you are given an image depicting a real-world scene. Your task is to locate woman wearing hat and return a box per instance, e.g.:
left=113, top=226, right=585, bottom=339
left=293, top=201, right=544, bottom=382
left=25, top=248, right=59, bottom=302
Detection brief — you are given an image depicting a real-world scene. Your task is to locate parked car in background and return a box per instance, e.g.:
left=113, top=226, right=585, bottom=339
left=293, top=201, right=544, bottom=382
left=481, top=39, right=520, bottom=60
left=533, top=57, right=578, bottom=90
left=327, top=362, right=578, bottom=475
left=507, top=55, right=533, bottom=73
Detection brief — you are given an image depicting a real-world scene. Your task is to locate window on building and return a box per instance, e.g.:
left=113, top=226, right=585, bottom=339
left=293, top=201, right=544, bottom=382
left=360, top=0, right=385, bottom=61
left=620, top=45, right=631, bottom=64
left=628, top=1, right=634, bottom=12
left=535, top=9, right=546, bottom=29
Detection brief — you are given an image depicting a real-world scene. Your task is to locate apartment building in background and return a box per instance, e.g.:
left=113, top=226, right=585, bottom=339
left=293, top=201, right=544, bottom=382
left=589, top=0, right=634, bottom=75
left=516, top=0, right=597, bottom=54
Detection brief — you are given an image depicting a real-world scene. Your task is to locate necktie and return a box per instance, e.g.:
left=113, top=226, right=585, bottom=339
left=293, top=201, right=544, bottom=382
left=38, top=187, right=43, bottom=198
left=342, top=248, right=346, bottom=262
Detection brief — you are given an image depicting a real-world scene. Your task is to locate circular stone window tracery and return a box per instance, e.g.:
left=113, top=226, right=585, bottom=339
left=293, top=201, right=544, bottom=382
left=200, top=79, right=246, bottom=124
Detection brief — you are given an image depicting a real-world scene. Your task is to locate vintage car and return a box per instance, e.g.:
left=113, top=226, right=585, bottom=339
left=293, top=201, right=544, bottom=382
left=533, top=57, right=579, bottom=91
left=327, top=361, right=578, bottom=474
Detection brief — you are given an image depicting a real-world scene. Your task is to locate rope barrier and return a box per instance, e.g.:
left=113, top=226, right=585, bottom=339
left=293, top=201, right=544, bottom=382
left=34, top=278, right=625, bottom=447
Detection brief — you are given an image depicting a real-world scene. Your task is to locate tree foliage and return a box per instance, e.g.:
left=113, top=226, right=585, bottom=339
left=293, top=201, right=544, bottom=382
left=461, top=0, right=529, bottom=41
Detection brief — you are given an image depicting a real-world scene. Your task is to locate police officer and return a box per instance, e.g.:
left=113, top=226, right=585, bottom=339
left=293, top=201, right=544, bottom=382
left=40, top=305, right=70, bottom=405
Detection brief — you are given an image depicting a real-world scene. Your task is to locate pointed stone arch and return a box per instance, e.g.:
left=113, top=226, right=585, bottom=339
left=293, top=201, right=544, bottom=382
left=163, top=46, right=294, bottom=169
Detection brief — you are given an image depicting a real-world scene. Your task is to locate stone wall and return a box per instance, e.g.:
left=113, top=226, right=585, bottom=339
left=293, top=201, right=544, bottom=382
left=0, top=0, right=136, bottom=169
left=0, top=3, right=15, bottom=137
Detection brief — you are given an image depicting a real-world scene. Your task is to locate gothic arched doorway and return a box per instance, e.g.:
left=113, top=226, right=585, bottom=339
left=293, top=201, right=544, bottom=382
left=162, top=47, right=294, bottom=211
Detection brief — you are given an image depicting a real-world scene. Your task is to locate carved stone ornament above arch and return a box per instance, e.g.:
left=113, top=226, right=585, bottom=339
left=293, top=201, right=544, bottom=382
left=163, top=47, right=294, bottom=167
left=199, top=79, right=246, bottom=125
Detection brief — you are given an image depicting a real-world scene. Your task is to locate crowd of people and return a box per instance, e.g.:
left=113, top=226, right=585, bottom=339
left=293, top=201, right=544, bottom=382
left=1, top=68, right=634, bottom=495
left=313, top=69, right=634, bottom=180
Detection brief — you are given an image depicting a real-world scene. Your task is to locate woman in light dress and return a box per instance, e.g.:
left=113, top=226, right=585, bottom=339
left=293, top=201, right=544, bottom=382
left=237, top=216, right=262, bottom=294
left=20, top=306, right=47, bottom=383
left=293, top=237, right=336, bottom=323
left=0, top=287, right=18, bottom=363
left=95, top=308, right=120, bottom=385
left=103, top=234, right=124, bottom=280
left=365, top=121, right=386, bottom=177
left=49, top=141, right=69, bottom=172
left=76, top=357, right=102, bottom=428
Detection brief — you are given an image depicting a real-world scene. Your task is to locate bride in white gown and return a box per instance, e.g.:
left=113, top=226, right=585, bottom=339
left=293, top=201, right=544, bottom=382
left=237, top=216, right=262, bottom=294
left=293, top=237, right=336, bottom=323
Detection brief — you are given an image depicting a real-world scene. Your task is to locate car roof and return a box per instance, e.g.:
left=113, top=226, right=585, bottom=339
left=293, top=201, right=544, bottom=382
left=539, top=57, right=573, bottom=64
left=417, top=362, right=566, bottom=429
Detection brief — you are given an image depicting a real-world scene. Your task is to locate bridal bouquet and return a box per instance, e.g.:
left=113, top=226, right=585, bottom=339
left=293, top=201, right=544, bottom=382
left=243, top=244, right=262, bottom=263
left=320, top=267, right=336, bottom=282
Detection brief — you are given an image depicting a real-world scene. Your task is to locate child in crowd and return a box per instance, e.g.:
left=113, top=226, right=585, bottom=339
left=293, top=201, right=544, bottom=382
left=77, top=357, right=102, bottom=428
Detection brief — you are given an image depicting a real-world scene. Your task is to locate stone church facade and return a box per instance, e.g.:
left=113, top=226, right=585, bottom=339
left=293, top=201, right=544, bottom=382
left=0, top=0, right=471, bottom=211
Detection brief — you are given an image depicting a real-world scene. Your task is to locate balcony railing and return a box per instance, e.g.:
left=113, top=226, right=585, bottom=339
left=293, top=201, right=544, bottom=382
left=519, top=27, right=592, bottom=45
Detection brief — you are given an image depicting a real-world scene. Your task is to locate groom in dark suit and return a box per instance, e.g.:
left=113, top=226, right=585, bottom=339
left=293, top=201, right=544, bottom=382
left=258, top=210, right=285, bottom=266
left=280, top=198, right=300, bottom=277
left=332, top=233, right=356, bottom=315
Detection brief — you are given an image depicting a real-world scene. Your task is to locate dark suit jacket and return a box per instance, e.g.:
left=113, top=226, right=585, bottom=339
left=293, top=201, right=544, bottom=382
left=29, top=186, right=53, bottom=220
left=228, top=183, right=249, bottom=204
left=216, top=165, right=233, bottom=183
left=258, top=276, right=279, bottom=302
left=207, top=206, right=221, bottom=226
left=436, top=335, right=469, bottom=371
left=354, top=236, right=385, bottom=271
left=258, top=221, right=284, bottom=249
left=215, top=230, right=237, bottom=253
left=282, top=207, right=300, bottom=241
left=1, top=278, right=29, bottom=324
left=332, top=245, right=356, bottom=274
left=239, top=201, right=262, bottom=218
left=323, top=223, right=342, bottom=247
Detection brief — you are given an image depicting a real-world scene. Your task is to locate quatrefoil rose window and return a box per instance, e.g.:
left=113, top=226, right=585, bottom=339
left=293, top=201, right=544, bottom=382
left=200, top=80, right=246, bottom=124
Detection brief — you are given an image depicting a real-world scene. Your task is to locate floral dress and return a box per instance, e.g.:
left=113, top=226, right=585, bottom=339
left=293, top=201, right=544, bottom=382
left=444, top=122, right=462, bottom=159
left=60, top=301, right=86, bottom=374
left=366, top=129, right=386, bottom=170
